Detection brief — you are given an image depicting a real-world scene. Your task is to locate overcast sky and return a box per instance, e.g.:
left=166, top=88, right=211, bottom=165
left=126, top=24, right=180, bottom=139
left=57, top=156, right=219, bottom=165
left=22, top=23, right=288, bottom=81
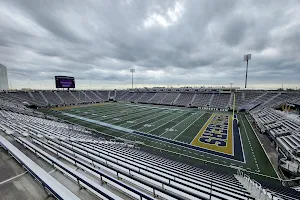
left=0, top=0, right=300, bottom=90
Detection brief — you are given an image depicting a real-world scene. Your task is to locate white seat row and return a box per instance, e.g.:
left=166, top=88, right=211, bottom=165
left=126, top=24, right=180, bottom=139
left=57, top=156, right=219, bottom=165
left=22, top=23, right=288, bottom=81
left=0, top=135, right=81, bottom=200
left=16, top=137, right=122, bottom=200
left=58, top=138, right=253, bottom=200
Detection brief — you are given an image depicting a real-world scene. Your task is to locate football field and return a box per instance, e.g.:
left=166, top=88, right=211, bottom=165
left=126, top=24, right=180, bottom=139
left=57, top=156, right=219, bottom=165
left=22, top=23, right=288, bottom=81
left=51, top=102, right=278, bottom=178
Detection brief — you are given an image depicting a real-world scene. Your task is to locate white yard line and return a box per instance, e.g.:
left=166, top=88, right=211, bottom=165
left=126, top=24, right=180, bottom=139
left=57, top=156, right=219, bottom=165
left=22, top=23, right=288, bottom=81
left=125, top=103, right=187, bottom=111
left=117, top=109, right=168, bottom=126
left=159, top=112, right=203, bottom=137
left=125, top=111, right=173, bottom=128
left=100, top=106, right=156, bottom=121
left=143, top=111, right=189, bottom=133
left=172, top=112, right=205, bottom=140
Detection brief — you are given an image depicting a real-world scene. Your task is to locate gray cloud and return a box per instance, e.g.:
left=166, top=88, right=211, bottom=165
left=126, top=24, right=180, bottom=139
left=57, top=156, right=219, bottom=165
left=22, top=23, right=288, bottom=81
left=0, top=0, right=300, bottom=89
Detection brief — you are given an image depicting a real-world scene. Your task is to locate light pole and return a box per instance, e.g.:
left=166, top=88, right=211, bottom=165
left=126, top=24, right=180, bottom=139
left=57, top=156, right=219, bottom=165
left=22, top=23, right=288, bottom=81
left=230, top=82, right=233, bottom=92
left=130, top=69, right=135, bottom=89
left=244, top=54, right=251, bottom=88
left=52, top=78, right=54, bottom=90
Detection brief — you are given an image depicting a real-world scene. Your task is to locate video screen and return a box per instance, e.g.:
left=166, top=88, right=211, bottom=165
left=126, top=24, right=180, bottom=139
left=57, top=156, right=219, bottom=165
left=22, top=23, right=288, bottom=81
left=55, top=76, right=75, bottom=88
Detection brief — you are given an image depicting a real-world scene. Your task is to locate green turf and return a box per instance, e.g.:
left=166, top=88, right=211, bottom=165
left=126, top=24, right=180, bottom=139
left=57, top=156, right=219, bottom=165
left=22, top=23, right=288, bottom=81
left=42, top=102, right=278, bottom=178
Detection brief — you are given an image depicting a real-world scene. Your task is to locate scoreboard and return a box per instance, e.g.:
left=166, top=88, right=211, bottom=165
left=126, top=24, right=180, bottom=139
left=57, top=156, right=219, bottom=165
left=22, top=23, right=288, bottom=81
left=55, top=76, right=75, bottom=88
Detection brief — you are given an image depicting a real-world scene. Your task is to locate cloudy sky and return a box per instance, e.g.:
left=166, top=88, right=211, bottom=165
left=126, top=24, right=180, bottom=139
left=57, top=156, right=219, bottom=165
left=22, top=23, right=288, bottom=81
left=0, top=0, right=300, bottom=90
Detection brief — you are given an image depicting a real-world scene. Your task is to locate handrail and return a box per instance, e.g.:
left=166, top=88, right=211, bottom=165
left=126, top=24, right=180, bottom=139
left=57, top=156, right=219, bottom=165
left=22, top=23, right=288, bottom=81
left=237, top=169, right=284, bottom=200
left=34, top=136, right=244, bottom=200
left=16, top=137, right=121, bottom=200
left=0, top=135, right=80, bottom=200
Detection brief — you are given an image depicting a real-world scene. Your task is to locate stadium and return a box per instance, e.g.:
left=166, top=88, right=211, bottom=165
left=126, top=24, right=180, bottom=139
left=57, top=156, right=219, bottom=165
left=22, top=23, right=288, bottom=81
left=1, top=1, right=300, bottom=200
left=2, top=85, right=300, bottom=199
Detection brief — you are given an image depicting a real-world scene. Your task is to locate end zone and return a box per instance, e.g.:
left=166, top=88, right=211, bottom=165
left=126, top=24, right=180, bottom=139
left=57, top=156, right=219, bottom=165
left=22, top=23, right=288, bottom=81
left=191, top=113, right=245, bottom=163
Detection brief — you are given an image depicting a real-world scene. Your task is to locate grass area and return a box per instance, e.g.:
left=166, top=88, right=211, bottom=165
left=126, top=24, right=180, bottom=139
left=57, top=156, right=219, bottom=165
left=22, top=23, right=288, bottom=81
left=41, top=102, right=278, bottom=178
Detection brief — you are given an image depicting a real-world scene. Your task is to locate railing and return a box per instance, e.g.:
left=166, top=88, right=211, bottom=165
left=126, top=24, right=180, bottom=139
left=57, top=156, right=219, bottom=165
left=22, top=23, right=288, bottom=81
left=237, top=169, right=283, bottom=200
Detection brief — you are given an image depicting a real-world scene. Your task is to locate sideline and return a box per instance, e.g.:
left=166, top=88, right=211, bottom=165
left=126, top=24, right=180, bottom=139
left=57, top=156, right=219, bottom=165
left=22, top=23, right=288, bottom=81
left=141, top=142, right=280, bottom=180
left=244, top=114, right=281, bottom=179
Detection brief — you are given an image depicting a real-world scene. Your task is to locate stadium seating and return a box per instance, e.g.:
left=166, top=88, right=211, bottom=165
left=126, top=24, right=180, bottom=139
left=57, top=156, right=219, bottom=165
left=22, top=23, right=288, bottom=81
left=70, top=91, right=91, bottom=102
left=2, top=90, right=300, bottom=199
left=250, top=107, right=300, bottom=178
left=30, top=91, right=48, bottom=106
left=258, top=179, right=300, bottom=200
left=114, top=90, right=128, bottom=101
left=97, top=90, right=110, bottom=101
left=236, top=91, right=265, bottom=109
left=210, top=93, right=231, bottom=109
left=3, top=90, right=300, bottom=110
left=255, top=93, right=300, bottom=111
left=147, top=92, right=167, bottom=104
left=84, top=90, right=102, bottom=102
left=6, top=91, right=41, bottom=105
left=117, top=91, right=134, bottom=101
left=173, top=93, right=194, bottom=106
left=56, top=91, right=79, bottom=104
left=0, top=110, right=256, bottom=200
left=159, top=92, right=180, bottom=105
left=137, top=92, right=156, bottom=103
left=43, top=91, right=64, bottom=105
left=110, top=90, right=116, bottom=98
left=191, top=93, right=213, bottom=107
left=0, top=107, right=255, bottom=199
left=129, top=92, right=145, bottom=102
left=236, top=170, right=300, bottom=200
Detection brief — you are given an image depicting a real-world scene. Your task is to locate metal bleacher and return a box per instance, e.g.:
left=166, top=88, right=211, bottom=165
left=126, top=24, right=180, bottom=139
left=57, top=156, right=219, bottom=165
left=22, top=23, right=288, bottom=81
left=0, top=135, right=80, bottom=200
left=0, top=108, right=259, bottom=199
left=2, top=90, right=300, bottom=199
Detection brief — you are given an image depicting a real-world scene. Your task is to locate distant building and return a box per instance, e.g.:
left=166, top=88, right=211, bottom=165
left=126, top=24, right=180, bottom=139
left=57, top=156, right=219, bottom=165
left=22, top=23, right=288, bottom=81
left=0, top=63, right=9, bottom=90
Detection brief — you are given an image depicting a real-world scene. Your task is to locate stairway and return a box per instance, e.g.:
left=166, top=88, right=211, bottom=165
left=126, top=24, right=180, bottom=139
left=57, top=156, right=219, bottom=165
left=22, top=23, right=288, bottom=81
left=172, top=93, right=181, bottom=105
left=39, top=91, right=49, bottom=105
left=208, top=93, right=215, bottom=106
left=235, top=171, right=279, bottom=200
left=190, top=93, right=197, bottom=105
left=54, top=91, right=64, bottom=103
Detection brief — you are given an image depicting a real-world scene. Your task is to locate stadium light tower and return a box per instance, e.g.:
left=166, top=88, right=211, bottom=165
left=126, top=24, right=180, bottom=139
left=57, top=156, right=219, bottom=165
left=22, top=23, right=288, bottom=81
left=130, top=69, right=135, bottom=89
left=244, top=54, right=251, bottom=88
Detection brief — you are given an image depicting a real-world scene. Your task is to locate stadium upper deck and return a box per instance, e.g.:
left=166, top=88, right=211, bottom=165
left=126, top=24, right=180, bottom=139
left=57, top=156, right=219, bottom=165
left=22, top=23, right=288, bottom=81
left=1, top=88, right=300, bottom=110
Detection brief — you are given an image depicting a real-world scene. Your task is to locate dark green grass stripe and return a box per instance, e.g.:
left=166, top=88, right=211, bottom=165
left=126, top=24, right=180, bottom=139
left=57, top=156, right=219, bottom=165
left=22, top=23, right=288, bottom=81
left=94, top=106, right=162, bottom=121
left=148, top=112, right=193, bottom=136
left=239, top=114, right=277, bottom=177
left=138, top=111, right=187, bottom=133
left=175, top=113, right=211, bottom=143
left=86, top=106, right=140, bottom=119
left=104, top=107, right=166, bottom=124
left=161, top=112, right=204, bottom=139
left=114, top=109, right=170, bottom=126
left=66, top=103, right=126, bottom=113
left=75, top=106, right=147, bottom=121
left=129, top=111, right=181, bottom=130
left=122, top=111, right=173, bottom=128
